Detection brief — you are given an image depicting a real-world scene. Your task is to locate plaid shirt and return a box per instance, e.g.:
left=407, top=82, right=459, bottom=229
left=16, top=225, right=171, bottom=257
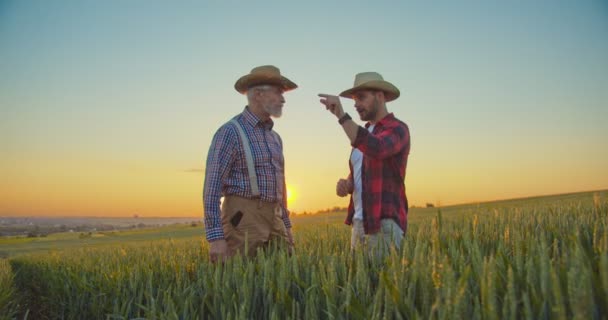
left=345, top=113, right=410, bottom=234
left=203, top=107, right=291, bottom=242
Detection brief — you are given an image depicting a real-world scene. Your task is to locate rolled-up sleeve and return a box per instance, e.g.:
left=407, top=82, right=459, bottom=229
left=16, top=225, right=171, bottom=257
left=281, top=203, right=292, bottom=229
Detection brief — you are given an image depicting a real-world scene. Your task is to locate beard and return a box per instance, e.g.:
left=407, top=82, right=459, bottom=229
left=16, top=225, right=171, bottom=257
left=263, top=104, right=283, bottom=118
left=359, top=97, right=380, bottom=121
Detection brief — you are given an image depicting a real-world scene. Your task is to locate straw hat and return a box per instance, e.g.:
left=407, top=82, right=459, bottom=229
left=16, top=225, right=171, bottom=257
left=234, top=65, right=298, bottom=94
left=339, top=72, right=400, bottom=102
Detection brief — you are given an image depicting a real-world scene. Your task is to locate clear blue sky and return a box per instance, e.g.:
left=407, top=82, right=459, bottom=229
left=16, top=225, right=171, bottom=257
left=1, top=0, right=607, bottom=216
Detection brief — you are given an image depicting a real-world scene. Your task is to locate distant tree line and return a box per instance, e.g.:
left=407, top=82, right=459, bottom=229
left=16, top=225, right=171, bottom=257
left=0, top=221, right=202, bottom=238
left=291, top=206, right=348, bottom=216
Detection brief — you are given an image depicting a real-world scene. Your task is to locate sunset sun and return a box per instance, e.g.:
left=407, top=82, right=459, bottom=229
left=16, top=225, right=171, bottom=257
left=286, top=185, right=296, bottom=207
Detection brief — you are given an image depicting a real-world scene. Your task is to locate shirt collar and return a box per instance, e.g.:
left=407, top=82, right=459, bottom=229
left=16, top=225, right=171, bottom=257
left=242, top=106, right=274, bottom=130
left=365, top=113, right=395, bottom=129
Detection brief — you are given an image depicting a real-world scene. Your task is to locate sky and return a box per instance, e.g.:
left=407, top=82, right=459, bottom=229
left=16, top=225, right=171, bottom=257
left=1, top=0, right=607, bottom=217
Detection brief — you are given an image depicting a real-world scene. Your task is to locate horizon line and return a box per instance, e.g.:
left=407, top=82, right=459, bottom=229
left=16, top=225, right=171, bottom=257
left=1, top=188, right=606, bottom=219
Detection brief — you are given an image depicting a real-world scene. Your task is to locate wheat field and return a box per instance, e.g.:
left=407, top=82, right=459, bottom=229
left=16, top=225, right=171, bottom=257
left=1, top=191, right=607, bottom=319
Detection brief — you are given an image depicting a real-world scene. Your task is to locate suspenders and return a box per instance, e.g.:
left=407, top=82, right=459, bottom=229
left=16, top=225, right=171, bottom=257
left=229, top=119, right=260, bottom=197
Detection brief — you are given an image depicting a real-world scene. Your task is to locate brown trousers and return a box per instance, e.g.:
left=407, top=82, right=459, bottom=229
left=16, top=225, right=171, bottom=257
left=221, top=196, right=289, bottom=257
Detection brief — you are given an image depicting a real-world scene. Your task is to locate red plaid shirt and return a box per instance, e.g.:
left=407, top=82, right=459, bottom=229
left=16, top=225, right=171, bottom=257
left=346, top=113, right=410, bottom=234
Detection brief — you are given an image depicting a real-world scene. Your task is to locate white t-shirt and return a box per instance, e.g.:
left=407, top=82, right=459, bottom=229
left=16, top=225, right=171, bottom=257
left=350, top=124, right=375, bottom=220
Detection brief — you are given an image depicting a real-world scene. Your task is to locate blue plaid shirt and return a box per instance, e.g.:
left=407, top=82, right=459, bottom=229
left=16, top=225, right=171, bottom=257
left=203, top=107, right=291, bottom=241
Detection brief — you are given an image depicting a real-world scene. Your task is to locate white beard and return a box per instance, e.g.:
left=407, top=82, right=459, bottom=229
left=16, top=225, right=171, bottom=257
left=264, top=104, right=282, bottom=118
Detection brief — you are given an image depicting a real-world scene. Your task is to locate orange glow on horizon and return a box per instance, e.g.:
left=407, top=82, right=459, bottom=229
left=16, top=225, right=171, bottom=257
left=286, top=184, right=295, bottom=210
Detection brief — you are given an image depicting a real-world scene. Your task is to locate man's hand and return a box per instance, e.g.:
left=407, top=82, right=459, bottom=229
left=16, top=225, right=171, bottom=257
left=286, top=228, right=295, bottom=246
left=209, top=239, right=229, bottom=263
left=286, top=228, right=295, bottom=255
left=319, top=93, right=358, bottom=144
left=318, top=94, right=345, bottom=118
left=336, top=178, right=353, bottom=197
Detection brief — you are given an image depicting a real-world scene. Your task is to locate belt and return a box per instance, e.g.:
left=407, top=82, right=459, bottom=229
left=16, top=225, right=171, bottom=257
left=225, top=195, right=281, bottom=209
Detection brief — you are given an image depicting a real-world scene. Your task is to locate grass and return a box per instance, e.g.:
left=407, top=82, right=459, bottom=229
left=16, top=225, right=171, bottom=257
left=1, top=189, right=607, bottom=319
left=0, top=259, right=18, bottom=320
left=0, top=224, right=203, bottom=258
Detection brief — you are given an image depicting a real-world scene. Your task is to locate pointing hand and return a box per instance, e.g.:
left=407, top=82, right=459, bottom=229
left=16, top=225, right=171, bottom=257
left=318, top=94, right=345, bottom=118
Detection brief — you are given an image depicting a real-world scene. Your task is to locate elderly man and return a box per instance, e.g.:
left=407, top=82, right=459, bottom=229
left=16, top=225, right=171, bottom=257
left=319, top=72, right=410, bottom=259
left=203, top=65, right=297, bottom=262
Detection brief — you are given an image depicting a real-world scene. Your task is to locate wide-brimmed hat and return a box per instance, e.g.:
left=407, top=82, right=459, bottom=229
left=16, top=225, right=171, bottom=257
left=339, top=72, right=400, bottom=102
left=234, top=65, right=298, bottom=94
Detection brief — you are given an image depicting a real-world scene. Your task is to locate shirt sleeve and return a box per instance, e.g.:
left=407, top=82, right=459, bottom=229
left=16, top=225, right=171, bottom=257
left=203, top=124, right=237, bottom=241
left=352, top=123, right=409, bottom=160
left=277, top=134, right=292, bottom=229
left=281, top=181, right=292, bottom=229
